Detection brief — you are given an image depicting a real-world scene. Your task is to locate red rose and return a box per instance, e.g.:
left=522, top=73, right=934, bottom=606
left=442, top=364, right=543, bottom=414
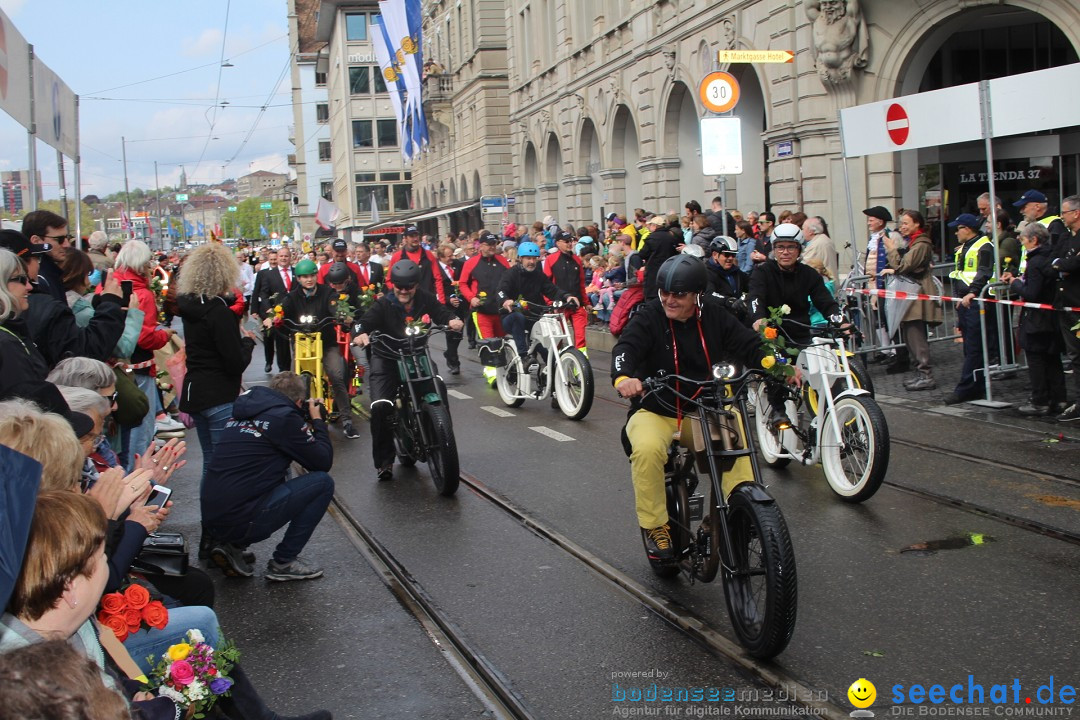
left=421, top=314, right=431, bottom=324
left=124, top=583, right=150, bottom=610
left=405, top=316, right=414, bottom=323
left=100, top=592, right=126, bottom=615
left=124, top=608, right=142, bottom=632
left=141, top=601, right=169, bottom=630
left=99, top=613, right=129, bottom=642
left=208, top=667, right=217, bottom=676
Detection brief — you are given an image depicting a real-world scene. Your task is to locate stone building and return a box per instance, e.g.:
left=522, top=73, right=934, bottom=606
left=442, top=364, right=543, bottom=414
left=236, top=170, right=289, bottom=201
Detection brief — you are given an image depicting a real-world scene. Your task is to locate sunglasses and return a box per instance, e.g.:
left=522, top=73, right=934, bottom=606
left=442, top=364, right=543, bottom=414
left=8, top=274, right=31, bottom=285
left=395, top=283, right=417, bottom=291
left=45, top=234, right=75, bottom=242
left=659, top=290, right=693, bottom=299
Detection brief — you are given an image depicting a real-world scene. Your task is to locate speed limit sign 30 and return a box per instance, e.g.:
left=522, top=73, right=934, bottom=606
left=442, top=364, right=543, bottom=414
left=700, top=71, right=740, bottom=114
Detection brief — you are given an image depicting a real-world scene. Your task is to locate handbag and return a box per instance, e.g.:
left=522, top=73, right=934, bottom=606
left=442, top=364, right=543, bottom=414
left=112, top=365, right=150, bottom=427
left=131, top=532, right=189, bottom=577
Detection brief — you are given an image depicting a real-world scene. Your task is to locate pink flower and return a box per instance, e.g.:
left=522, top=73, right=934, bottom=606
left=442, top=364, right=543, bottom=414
left=170, top=660, right=195, bottom=687
left=421, top=314, right=431, bottom=324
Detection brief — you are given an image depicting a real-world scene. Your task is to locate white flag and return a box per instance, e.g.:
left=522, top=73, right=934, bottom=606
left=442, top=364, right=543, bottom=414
left=381, top=0, right=423, bottom=158
left=370, top=191, right=380, bottom=223
left=315, top=197, right=339, bottom=230
left=372, top=14, right=412, bottom=160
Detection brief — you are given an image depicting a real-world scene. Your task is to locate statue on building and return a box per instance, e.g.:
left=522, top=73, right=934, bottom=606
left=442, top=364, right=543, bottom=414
left=806, top=0, right=869, bottom=85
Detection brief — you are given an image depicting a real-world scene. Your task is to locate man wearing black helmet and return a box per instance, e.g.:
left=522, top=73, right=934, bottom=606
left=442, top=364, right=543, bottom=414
left=705, top=235, right=750, bottom=323
left=353, top=259, right=464, bottom=481
left=611, top=254, right=770, bottom=566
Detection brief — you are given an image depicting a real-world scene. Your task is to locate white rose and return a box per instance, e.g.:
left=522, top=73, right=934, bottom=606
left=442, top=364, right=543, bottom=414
left=780, top=304, right=791, bottom=315
left=187, top=629, right=205, bottom=645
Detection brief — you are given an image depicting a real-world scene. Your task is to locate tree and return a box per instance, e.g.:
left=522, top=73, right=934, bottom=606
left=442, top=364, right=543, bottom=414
left=35, top=199, right=96, bottom=238
left=234, top=198, right=290, bottom=240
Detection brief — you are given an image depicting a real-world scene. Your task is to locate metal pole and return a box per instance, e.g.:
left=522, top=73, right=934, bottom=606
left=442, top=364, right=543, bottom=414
left=719, top=176, right=729, bottom=236
left=121, top=136, right=131, bottom=221
left=73, top=96, right=82, bottom=249
left=154, top=162, right=163, bottom=251
left=27, top=45, right=38, bottom=210
left=56, top=150, right=67, bottom=224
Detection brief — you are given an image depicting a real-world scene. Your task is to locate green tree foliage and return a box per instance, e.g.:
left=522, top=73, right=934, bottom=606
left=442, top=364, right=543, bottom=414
left=234, top=198, right=290, bottom=239
left=35, top=200, right=96, bottom=237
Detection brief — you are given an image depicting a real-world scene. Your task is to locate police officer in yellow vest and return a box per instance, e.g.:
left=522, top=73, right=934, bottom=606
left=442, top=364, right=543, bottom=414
left=945, top=213, right=998, bottom=404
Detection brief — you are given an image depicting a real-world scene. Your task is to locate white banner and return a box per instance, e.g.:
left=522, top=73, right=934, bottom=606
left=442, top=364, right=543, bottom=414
left=0, top=8, right=32, bottom=129
left=700, top=118, right=743, bottom=175
left=988, top=63, right=1080, bottom=139
left=839, top=83, right=982, bottom=158
left=32, top=55, right=78, bottom=157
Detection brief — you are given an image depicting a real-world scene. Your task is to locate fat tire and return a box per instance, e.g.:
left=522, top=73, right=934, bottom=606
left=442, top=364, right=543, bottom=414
left=722, top=486, right=798, bottom=660
left=753, top=384, right=793, bottom=468
left=555, top=348, right=594, bottom=420
left=420, top=404, right=460, bottom=496
left=843, top=356, right=875, bottom=397
left=819, top=395, right=889, bottom=503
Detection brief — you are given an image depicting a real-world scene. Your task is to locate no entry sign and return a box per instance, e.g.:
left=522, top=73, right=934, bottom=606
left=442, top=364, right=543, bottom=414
left=886, top=104, right=909, bottom=145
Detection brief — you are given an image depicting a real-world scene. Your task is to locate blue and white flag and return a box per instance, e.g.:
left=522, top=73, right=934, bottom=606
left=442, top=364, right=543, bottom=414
left=404, top=0, right=429, bottom=148
left=184, top=220, right=194, bottom=238
left=381, top=0, right=426, bottom=158
left=372, top=14, right=412, bottom=161
left=197, top=221, right=205, bottom=237
left=260, top=224, right=269, bottom=238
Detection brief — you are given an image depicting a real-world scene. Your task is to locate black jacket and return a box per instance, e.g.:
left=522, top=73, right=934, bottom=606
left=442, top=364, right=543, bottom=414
left=24, top=291, right=126, bottom=368
left=1051, top=227, right=1080, bottom=307
left=281, top=284, right=339, bottom=346
left=35, top=256, right=67, bottom=304
left=357, top=288, right=457, bottom=338
left=0, top=317, right=49, bottom=399
left=747, top=260, right=839, bottom=345
left=706, top=261, right=751, bottom=323
left=611, top=295, right=766, bottom=418
left=497, top=265, right=567, bottom=319
left=202, top=386, right=333, bottom=527
left=638, top=228, right=680, bottom=298
left=706, top=210, right=737, bottom=237
left=251, top=265, right=291, bottom=316
left=177, top=294, right=256, bottom=414
left=1007, top=245, right=1060, bottom=346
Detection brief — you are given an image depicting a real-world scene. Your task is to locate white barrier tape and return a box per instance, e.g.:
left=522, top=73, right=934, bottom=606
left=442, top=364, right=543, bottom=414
left=845, top=286, right=1080, bottom=313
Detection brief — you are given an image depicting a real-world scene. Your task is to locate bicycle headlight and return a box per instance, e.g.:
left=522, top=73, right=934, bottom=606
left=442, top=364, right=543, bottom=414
left=299, top=314, right=313, bottom=324
left=405, top=326, right=419, bottom=336
left=712, top=362, right=738, bottom=380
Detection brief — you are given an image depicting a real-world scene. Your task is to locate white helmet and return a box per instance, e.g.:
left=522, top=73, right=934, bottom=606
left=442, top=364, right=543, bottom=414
left=771, top=222, right=804, bottom=248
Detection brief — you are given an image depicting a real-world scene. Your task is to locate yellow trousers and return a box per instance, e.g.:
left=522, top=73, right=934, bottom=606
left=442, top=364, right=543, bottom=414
left=625, top=408, right=754, bottom=529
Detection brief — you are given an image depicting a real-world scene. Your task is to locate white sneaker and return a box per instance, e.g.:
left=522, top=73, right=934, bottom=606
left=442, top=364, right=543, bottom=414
left=155, top=415, right=185, bottom=433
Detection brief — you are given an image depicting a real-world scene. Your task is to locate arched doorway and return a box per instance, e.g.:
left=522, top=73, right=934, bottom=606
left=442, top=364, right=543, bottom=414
left=473, top=170, right=482, bottom=200
left=544, top=132, right=566, bottom=222
left=663, top=82, right=704, bottom=207
left=611, top=104, right=642, bottom=216
left=898, top=6, right=1079, bottom=240
left=730, top=66, right=768, bottom=216
left=579, top=119, right=603, bottom=225
left=523, top=141, right=539, bottom=220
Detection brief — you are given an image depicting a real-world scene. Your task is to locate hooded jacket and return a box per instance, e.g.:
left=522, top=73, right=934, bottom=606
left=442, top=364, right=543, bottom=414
left=24, top=290, right=126, bottom=368
left=202, top=386, right=333, bottom=526
left=177, top=293, right=256, bottom=413
left=0, top=316, right=49, bottom=399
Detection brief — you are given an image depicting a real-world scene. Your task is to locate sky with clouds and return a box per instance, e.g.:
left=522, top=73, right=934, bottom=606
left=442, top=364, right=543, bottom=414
left=0, top=0, right=294, bottom=201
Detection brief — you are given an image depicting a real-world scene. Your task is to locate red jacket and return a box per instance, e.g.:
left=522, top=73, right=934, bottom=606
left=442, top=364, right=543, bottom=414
left=387, top=248, right=445, bottom=302
left=317, top=260, right=363, bottom=287
left=113, top=267, right=170, bottom=367
left=543, top=251, right=587, bottom=302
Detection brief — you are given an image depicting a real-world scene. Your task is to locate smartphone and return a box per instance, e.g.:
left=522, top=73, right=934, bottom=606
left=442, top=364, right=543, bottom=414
left=121, top=280, right=134, bottom=305
left=145, top=484, right=172, bottom=509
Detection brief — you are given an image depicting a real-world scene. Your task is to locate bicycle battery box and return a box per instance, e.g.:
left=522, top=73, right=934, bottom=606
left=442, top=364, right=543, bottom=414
left=477, top=338, right=507, bottom=367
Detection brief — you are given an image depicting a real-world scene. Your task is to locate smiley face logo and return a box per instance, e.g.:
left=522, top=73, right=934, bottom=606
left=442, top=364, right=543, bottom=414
left=848, top=678, right=876, bottom=709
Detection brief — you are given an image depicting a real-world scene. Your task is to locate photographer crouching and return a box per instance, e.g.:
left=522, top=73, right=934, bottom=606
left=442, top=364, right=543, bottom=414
left=202, top=372, right=334, bottom=582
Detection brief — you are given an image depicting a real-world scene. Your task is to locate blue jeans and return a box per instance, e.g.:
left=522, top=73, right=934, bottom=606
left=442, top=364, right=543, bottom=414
left=125, top=372, right=162, bottom=472
left=501, top=311, right=534, bottom=356
left=209, top=472, right=334, bottom=565
left=122, top=604, right=220, bottom=674
left=193, top=402, right=234, bottom=495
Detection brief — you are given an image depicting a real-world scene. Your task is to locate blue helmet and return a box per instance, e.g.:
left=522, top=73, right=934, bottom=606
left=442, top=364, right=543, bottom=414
left=518, top=241, right=541, bottom=257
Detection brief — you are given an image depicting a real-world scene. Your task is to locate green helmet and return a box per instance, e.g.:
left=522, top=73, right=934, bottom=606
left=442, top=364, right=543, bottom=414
left=293, top=258, right=318, bottom=276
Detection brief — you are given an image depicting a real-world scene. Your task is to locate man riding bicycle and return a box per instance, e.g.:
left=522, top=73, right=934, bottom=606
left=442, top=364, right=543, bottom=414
left=497, top=241, right=577, bottom=356
left=612, top=254, right=775, bottom=564
left=352, top=259, right=465, bottom=482
left=265, top=258, right=361, bottom=440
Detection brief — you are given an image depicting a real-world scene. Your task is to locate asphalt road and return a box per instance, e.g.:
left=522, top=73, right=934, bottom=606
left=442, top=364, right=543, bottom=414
left=175, top=333, right=1080, bottom=719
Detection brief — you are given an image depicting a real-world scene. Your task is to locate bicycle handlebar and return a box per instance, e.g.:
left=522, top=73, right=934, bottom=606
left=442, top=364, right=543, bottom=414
left=499, top=298, right=577, bottom=315
left=282, top=316, right=340, bottom=331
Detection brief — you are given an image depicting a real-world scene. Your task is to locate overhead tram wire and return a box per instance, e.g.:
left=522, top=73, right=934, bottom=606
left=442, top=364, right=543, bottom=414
left=221, top=42, right=294, bottom=172
left=189, top=0, right=233, bottom=187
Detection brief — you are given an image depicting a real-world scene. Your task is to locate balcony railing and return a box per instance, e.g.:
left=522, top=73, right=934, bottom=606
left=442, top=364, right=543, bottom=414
left=423, top=73, right=453, bottom=103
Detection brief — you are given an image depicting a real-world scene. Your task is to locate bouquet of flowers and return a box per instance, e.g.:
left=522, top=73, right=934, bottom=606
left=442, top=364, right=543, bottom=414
left=357, top=284, right=378, bottom=311
left=144, top=629, right=240, bottom=719
left=332, top=292, right=356, bottom=323
left=404, top=313, right=431, bottom=335
left=758, top=304, right=799, bottom=380
left=96, top=578, right=169, bottom=642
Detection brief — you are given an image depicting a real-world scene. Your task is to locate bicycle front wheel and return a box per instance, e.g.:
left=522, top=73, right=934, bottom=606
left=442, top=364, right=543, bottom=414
left=554, top=348, right=594, bottom=420
left=722, top=485, right=797, bottom=660
left=420, top=404, right=460, bottom=496
left=819, top=395, right=889, bottom=502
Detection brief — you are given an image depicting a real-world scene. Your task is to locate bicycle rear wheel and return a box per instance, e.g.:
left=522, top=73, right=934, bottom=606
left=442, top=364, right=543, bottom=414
left=495, top=348, right=525, bottom=408
left=722, top=485, right=797, bottom=660
left=420, top=404, right=460, bottom=496
left=819, top=395, right=889, bottom=502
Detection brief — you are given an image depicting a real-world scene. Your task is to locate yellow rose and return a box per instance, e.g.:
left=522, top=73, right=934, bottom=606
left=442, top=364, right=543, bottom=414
left=167, top=643, right=192, bottom=662
left=274, top=305, right=283, bottom=314
left=1004, top=257, right=1013, bottom=264
left=339, top=293, right=348, bottom=300
left=479, top=291, right=487, bottom=298
left=761, top=355, right=776, bottom=370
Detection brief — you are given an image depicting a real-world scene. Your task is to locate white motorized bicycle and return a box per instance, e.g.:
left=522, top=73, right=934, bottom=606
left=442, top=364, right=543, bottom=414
left=476, top=301, right=594, bottom=420
left=754, top=321, right=890, bottom=502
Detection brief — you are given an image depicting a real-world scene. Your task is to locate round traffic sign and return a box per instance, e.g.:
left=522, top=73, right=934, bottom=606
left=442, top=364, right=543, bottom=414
left=886, top=103, right=910, bottom=146
left=700, top=71, right=740, bottom=114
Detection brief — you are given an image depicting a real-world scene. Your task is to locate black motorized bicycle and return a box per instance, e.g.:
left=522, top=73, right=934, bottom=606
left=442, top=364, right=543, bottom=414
left=640, top=365, right=798, bottom=660
left=368, top=328, right=459, bottom=497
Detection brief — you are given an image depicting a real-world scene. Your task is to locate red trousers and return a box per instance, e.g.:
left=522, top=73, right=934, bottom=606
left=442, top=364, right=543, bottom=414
left=472, top=312, right=505, bottom=341
left=563, top=306, right=588, bottom=350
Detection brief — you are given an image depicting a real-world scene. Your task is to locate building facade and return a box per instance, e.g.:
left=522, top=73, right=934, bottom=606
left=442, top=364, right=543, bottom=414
left=1, top=170, right=43, bottom=217
left=237, top=170, right=289, bottom=201
left=316, top=0, right=419, bottom=240
left=289, top=0, right=332, bottom=239
left=392, top=0, right=1077, bottom=267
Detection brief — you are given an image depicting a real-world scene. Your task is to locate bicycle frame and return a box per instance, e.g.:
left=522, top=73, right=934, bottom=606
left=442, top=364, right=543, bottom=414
left=501, top=309, right=575, bottom=400
left=370, top=331, right=448, bottom=459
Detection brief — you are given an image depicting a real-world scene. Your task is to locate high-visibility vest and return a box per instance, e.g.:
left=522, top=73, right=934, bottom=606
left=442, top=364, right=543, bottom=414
left=1014, top=216, right=1061, bottom=278
left=949, top=235, right=993, bottom=289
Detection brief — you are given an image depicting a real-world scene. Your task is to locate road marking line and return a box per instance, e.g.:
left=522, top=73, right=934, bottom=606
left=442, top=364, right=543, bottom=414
left=529, top=426, right=575, bottom=442
left=447, top=389, right=472, bottom=400
left=481, top=406, right=515, bottom=417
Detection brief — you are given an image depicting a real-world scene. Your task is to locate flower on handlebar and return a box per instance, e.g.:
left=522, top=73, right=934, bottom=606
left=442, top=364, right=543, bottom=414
left=404, top=314, right=431, bottom=335
left=758, top=305, right=799, bottom=380
left=358, top=284, right=378, bottom=310
left=331, top=293, right=356, bottom=324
